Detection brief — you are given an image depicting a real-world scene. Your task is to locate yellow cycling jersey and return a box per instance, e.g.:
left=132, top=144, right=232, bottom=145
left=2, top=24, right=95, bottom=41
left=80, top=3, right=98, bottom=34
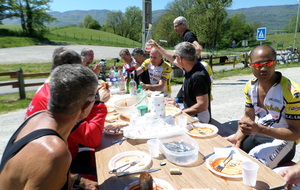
left=141, top=59, right=172, bottom=96
left=245, top=72, right=300, bottom=129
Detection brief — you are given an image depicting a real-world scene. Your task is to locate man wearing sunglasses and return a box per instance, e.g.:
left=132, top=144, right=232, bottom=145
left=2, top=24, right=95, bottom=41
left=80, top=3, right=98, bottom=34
left=227, top=45, right=300, bottom=169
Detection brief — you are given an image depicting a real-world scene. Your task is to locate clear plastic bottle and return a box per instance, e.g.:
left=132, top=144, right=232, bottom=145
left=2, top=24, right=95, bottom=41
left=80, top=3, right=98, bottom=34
left=129, top=73, right=137, bottom=96
left=136, top=85, right=148, bottom=116
left=113, top=70, right=120, bottom=89
left=109, top=66, right=115, bottom=89
left=118, top=68, right=125, bottom=93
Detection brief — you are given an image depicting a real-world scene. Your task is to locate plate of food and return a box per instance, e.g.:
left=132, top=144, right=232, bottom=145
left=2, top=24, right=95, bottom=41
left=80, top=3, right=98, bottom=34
left=104, top=123, right=129, bottom=135
left=165, top=107, right=181, bottom=116
left=185, top=123, right=218, bottom=138
left=108, top=151, right=151, bottom=174
left=206, top=152, right=251, bottom=178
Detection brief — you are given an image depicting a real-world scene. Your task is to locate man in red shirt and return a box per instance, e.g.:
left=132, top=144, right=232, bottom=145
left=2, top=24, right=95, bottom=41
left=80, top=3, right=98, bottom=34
left=25, top=49, right=108, bottom=188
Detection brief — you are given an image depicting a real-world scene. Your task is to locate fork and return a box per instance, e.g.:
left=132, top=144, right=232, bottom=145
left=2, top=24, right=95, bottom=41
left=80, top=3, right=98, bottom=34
left=216, top=150, right=234, bottom=171
left=109, top=158, right=140, bottom=174
left=189, top=121, right=205, bottom=134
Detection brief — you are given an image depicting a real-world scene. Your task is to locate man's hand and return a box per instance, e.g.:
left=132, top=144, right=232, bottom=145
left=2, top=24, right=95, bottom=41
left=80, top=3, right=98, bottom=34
left=238, top=119, right=262, bottom=135
left=279, top=163, right=300, bottom=190
left=140, top=82, right=147, bottom=90
left=79, top=177, right=98, bottom=190
left=98, top=84, right=110, bottom=103
left=92, top=62, right=102, bottom=76
left=147, top=39, right=158, bottom=48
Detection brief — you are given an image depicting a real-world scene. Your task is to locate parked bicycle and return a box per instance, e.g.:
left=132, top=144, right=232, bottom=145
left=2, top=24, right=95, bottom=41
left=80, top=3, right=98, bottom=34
left=277, top=47, right=299, bottom=64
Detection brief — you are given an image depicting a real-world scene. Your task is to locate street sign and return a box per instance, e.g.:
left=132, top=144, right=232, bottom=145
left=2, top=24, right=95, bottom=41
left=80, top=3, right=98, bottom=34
left=242, top=40, right=248, bottom=46
left=232, top=44, right=236, bottom=48
left=232, top=40, right=236, bottom=44
left=257, top=27, right=266, bottom=41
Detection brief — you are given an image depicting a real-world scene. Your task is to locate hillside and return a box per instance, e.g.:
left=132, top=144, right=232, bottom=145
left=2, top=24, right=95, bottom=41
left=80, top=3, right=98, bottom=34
left=2, top=4, right=299, bottom=31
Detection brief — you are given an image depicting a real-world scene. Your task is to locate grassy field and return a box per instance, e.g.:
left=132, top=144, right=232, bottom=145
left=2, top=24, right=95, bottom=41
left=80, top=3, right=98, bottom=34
left=0, top=25, right=141, bottom=48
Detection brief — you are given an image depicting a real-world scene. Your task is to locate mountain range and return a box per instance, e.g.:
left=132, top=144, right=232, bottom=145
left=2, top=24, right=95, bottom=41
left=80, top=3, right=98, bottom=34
left=2, top=4, right=298, bottom=31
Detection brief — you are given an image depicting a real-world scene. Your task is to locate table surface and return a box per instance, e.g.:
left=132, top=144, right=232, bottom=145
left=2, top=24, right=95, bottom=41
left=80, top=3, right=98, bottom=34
left=95, top=111, right=286, bottom=190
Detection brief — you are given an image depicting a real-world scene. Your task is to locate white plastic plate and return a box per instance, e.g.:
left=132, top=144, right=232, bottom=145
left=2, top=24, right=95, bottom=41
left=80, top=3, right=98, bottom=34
left=185, top=123, right=218, bottom=138
left=124, top=178, right=175, bottom=190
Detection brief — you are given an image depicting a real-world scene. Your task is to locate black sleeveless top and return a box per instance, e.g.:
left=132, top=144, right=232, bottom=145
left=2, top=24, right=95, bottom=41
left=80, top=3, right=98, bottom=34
left=0, top=111, right=69, bottom=190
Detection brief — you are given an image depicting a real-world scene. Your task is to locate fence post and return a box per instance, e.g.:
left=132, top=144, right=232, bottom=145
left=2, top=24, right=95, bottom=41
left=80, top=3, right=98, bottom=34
left=244, top=53, right=248, bottom=68
left=17, top=68, right=26, bottom=99
left=90, top=35, right=92, bottom=40
left=209, top=55, right=213, bottom=71
left=65, top=32, right=66, bottom=37
left=233, top=56, right=236, bottom=68
left=82, top=34, right=83, bottom=40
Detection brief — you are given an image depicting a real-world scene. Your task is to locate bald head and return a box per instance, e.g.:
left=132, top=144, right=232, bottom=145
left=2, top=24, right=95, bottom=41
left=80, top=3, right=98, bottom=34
left=150, top=48, right=162, bottom=57
left=250, top=45, right=276, bottom=62
left=150, top=48, right=163, bottom=67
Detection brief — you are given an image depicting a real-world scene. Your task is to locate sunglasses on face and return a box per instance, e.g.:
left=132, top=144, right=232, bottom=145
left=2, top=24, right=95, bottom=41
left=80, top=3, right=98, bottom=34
left=252, top=60, right=276, bottom=68
left=174, top=23, right=182, bottom=28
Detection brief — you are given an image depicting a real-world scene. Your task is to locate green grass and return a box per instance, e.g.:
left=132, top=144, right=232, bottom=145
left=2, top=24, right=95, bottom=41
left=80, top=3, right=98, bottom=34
left=0, top=91, right=35, bottom=114
left=0, top=36, right=41, bottom=48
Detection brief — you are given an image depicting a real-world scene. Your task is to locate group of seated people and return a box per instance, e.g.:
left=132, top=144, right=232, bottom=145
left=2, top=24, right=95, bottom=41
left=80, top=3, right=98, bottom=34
left=1, top=43, right=300, bottom=190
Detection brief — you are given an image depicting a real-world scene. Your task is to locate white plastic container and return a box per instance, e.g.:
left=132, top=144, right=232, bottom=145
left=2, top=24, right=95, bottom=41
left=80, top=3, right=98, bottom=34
left=158, top=132, right=199, bottom=165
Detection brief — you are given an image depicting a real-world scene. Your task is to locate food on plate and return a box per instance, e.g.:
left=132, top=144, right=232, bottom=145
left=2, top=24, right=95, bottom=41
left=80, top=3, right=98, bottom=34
left=210, top=157, right=243, bottom=175
left=104, top=123, right=129, bottom=135
left=119, top=113, right=130, bottom=122
left=139, top=171, right=153, bottom=190
left=114, top=155, right=146, bottom=172
left=188, top=127, right=214, bottom=135
left=106, top=105, right=115, bottom=113
left=121, top=99, right=129, bottom=107
left=165, top=107, right=181, bottom=116
left=105, top=115, right=119, bottom=122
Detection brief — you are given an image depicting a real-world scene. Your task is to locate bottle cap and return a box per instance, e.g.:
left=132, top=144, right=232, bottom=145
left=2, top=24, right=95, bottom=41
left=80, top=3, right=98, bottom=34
left=138, top=85, right=142, bottom=88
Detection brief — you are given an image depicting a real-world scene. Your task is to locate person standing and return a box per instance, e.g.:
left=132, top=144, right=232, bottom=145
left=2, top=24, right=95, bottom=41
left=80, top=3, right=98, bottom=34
left=131, top=47, right=151, bottom=85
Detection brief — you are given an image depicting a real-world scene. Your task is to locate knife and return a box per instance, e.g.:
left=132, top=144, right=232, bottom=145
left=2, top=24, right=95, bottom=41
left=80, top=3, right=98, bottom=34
left=116, top=168, right=161, bottom=177
left=202, top=145, right=232, bottom=160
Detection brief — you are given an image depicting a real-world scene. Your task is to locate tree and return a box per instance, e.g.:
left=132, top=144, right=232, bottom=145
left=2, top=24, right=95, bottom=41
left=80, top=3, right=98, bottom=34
left=88, top=19, right=101, bottom=30
left=104, top=10, right=122, bottom=34
left=78, top=21, right=84, bottom=28
left=2, top=0, right=56, bottom=36
left=123, top=6, right=142, bottom=41
left=286, top=14, right=300, bottom=33
left=83, top=14, right=93, bottom=28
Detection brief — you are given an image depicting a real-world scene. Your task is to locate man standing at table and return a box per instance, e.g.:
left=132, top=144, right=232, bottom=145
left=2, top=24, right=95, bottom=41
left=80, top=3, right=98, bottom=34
left=0, top=64, right=99, bottom=190
left=227, top=45, right=300, bottom=169
left=132, top=48, right=172, bottom=97
left=148, top=41, right=211, bottom=123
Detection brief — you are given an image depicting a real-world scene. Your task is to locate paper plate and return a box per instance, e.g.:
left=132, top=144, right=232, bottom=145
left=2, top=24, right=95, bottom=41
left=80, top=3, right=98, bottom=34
left=124, top=178, right=175, bottom=190
left=108, top=151, right=151, bottom=173
left=185, top=123, right=218, bottom=138
left=206, top=153, right=251, bottom=178
left=165, top=107, right=181, bottom=116
left=103, top=122, right=129, bottom=135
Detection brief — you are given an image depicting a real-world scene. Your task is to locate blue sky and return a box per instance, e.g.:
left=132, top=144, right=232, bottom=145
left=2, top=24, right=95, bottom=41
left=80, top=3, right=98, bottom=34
left=49, top=0, right=299, bottom=13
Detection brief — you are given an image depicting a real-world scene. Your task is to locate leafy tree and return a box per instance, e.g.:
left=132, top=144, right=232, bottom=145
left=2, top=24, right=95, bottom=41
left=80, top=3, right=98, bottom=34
left=88, top=19, right=101, bottom=30
left=285, top=14, right=300, bottom=33
left=2, top=0, right=56, bottom=36
left=123, top=6, right=142, bottom=41
left=105, top=10, right=122, bottom=33
left=0, top=0, right=16, bottom=24
left=83, top=14, right=93, bottom=28
left=190, top=0, right=232, bottom=48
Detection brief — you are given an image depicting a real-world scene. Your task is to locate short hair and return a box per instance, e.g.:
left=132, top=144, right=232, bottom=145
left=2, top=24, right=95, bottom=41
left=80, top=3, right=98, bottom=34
left=48, top=64, right=98, bottom=115
left=173, top=16, right=187, bottom=27
left=51, top=50, right=82, bottom=72
left=81, top=48, right=93, bottom=56
left=131, top=47, right=145, bottom=58
left=249, top=45, right=277, bottom=62
left=175, top=42, right=198, bottom=61
left=119, top=49, right=130, bottom=56
left=52, top=47, right=66, bottom=57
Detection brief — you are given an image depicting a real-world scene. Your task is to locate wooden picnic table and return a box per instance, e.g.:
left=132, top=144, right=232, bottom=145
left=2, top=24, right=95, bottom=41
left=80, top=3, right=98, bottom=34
left=95, top=110, right=286, bottom=190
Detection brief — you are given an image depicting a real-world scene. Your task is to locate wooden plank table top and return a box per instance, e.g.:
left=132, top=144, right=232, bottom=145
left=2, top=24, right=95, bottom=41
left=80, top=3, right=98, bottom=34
left=95, top=111, right=286, bottom=190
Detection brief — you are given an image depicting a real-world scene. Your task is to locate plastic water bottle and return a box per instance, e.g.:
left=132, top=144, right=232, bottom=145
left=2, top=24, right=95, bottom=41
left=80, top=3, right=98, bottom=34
left=113, top=70, right=120, bottom=89
left=129, top=73, right=137, bottom=96
left=118, top=68, right=125, bottom=93
left=136, top=85, right=148, bottom=116
left=109, top=66, right=114, bottom=78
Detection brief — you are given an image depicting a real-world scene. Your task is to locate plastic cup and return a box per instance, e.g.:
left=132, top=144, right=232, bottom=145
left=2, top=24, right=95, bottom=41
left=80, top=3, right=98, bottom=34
left=241, top=161, right=259, bottom=187
left=177, top=116, right=187, bottom=129
left=147, top=139, right=160, bottom=158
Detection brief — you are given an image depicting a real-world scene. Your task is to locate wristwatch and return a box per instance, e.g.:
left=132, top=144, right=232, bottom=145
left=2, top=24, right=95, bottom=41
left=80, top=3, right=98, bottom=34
left=73, top=174, right=81, bottom=189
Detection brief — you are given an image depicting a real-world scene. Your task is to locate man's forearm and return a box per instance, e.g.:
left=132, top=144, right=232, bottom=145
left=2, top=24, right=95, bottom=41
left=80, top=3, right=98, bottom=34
left=144, top=83, right=164, bottom=91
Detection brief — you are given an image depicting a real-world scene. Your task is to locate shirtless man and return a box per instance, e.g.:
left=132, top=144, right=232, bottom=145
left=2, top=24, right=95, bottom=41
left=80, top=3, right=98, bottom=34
left=227, top=45, right=300, bottom=168
left=0, top=64, right=98, bottom=190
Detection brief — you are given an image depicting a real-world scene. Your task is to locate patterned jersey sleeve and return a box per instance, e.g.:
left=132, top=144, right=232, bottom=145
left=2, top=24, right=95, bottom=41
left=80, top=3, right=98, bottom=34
left=245, top=80, right=253, bottom=108
left=160, top=61, right=172, bottom=81
left=141, top=58, right=151, bottom=71
left=282, top=77, right=300, bottom=120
